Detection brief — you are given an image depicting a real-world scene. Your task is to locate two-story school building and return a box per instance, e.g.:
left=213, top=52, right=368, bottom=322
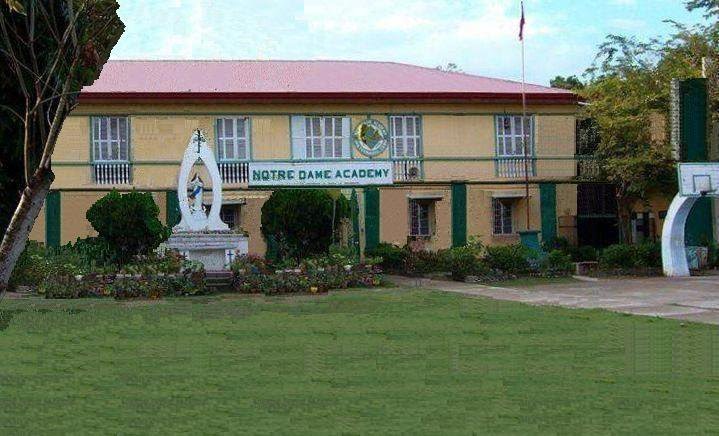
left=29, top=60, right=580, bottom=256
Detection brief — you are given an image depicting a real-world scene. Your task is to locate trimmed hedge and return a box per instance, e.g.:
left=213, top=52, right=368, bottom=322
left=86, top=190, right=170, bottom=264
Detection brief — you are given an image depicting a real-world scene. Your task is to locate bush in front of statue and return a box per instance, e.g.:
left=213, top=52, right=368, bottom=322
left=86, top=190, right=171, bottom=265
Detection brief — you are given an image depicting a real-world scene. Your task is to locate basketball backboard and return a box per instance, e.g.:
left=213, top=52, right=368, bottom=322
left=678, top=163, right=719, bottom=197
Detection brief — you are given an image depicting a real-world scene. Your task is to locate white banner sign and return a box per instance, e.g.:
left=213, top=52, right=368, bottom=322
left=248, top=161, right=393, bottom=187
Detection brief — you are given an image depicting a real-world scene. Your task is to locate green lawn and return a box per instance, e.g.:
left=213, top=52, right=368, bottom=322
left=1, top=289, right=718, bottom=434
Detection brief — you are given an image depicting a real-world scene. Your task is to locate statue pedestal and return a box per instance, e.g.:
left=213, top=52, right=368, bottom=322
left=166, top=231, right=248, bottom=271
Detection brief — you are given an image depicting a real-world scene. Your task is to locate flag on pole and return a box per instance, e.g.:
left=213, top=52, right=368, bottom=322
left=519, top=0, right=525, bottom=41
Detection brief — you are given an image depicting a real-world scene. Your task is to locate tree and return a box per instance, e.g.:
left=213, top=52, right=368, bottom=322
left=436, top=63, right=463, bottom=73
left=550, top=75, right=584, bottom=90
left=579, top=23, right=717, bottom=241
left=0, top=59, right=24, bottom=234
left=0, top=0, right=124, bottom=292
left=261, top=189, right=350, bottom=262
left=687, top=0, right=719, bottom=17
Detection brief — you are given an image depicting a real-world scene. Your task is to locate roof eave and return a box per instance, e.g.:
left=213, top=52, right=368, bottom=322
left=78, top=91, right=578, bottom=105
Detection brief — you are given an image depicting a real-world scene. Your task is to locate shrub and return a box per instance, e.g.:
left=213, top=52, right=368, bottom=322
left=42, top=276, right=86, bottom=299
left=232, top=260, right=381, bottom=295
left=598, top=244, right=638, bottom=269
left=440, top=246, right=489, bottom=281
left=598, top=243, right=661, bottom=270
left=634, top=241, right=661, bottom=268
left=575, top=245, right=598, bottom=262
left=120, top=251, right=188, bottom=275
left=404, top=249, right=444, bottom=275
left=365, top=243, right=406, bottom=271
left=304, top=243, right=360, bottom=269
left=64, top=237, right=115, bottom=269
left=231, top=254, right=271, bottom=276
left=8, top=240, right=48, bottom=290
left=542, top=236, right=572, bottom=253
left=484, top=244, right=531, bottom=274
left=86, top=190, right=170, bottom=264
left=261, top=189, right=350, bottom=262
left=541, top=250, right=574, bottom=275
left=42, top=272, right=205, bottom=300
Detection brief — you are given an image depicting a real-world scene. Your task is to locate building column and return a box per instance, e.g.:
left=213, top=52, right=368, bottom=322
left=451, top=182, right=467, bottom=247
left=166, top=190, right=181, bottom=227
left=45, top=191, right=61, bottom=248
left=679, top=78, right=714, bottom=245
left=350, top=189, right=360, bottom=256
left=364, top=187, right=380, bottom=251
left=539, top=183, right=557, bottom=242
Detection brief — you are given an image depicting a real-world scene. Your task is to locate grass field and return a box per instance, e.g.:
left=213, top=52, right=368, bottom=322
left=1, top=289, right=718, bottom=434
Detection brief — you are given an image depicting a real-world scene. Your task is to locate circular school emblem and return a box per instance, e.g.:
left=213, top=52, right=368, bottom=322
left=353, top=119, right=389, bottom=157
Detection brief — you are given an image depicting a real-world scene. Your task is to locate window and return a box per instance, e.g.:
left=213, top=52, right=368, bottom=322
left=496, top=115, right=533, bottom=157
left=220, top=205, right=239, bottom=230
left=409, top=199, right=432, bottom=237
left=493, top=198, right=513, bottom=235
left=305, top=116, right=344, bottom=159
left=217, top=117, right=250, bottom=160
left=390, top=115, right=421, bottom=158
left=91, top=116, right=129, bottom=161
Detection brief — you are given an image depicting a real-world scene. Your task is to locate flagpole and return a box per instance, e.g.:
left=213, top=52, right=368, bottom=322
left=520, top=0, right=530, bottom=231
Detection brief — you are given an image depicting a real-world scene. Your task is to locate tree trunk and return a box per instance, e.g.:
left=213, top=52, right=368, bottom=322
left=617, top=199, right=634, bottom=244
left=0, top=167, right=54, bottom=293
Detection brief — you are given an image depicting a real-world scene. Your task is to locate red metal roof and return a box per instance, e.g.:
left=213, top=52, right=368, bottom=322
left=80, top=60, right=576, bottom=103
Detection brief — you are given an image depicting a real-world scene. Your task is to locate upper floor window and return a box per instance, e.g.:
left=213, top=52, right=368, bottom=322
left=217, top=117, right=250, bottom=161
left=390, top=115, right=421, bottom=158
left=91, top=116, right=129, bottom=161
left=496, top=115, right=533, bottom=157
left=290, top=115, right=350, bottom=159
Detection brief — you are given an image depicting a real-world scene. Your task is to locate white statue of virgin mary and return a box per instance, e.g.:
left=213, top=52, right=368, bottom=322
left=188, top=174, right=205, bottom=217
left=174, top=130, right=229, bottom=232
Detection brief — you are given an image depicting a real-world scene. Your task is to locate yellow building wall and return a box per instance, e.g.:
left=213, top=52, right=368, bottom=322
left=54, top=117, right=89, bottom=163
left=423, top=115, right=493, bottom=157
left=59, top=192, right=104, bottom=244
left=252, top=116, right=291, bottom=160
left=466, top=184, right=542, bottom=247
left=29, top=182, right=577, bottom=254
left=239, top=193, right=270, bottom=255
left=556, top=184, right=578, bottom=243
left=52, top=102, right=578, bottom=191
left=45, top=100, right=578, bottom=253
left=379, top=186, right=452, bottom=251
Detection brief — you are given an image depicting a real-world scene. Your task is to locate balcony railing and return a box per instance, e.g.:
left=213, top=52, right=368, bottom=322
left=93, top=162, right=132, bottom=185
left=393, top=158, right=423, bottom=182
left=495, top=157, right=536, bottom=178
left=219, top=161, right=250, bottom=184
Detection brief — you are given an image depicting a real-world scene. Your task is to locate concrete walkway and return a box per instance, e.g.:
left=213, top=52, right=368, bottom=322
left=388, top=274, right=719, bottom=325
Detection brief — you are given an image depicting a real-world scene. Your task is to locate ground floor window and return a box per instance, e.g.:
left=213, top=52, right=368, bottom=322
left=493, top=198, right=513, bottom=235
left=631, top=212, right=657, bottom=243
left=220, top=205, right=240, bottom=230
left=409, top=199, right=433, bottom=237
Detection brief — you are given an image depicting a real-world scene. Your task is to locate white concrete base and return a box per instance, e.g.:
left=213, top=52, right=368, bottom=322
left=166, top=231, right=248, bottom=271
left=661, top=194, right=698, bottom=277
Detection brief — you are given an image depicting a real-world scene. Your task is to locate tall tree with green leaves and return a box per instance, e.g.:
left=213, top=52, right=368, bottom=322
left=550, top=75, right=584, bottom=90
left=0, top=0, right=124, bottom=292
left=580, top=20, right=717, bottom=241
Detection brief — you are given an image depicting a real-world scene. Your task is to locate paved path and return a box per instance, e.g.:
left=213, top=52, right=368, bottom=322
left=388, top=275, right=719, bottom=325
